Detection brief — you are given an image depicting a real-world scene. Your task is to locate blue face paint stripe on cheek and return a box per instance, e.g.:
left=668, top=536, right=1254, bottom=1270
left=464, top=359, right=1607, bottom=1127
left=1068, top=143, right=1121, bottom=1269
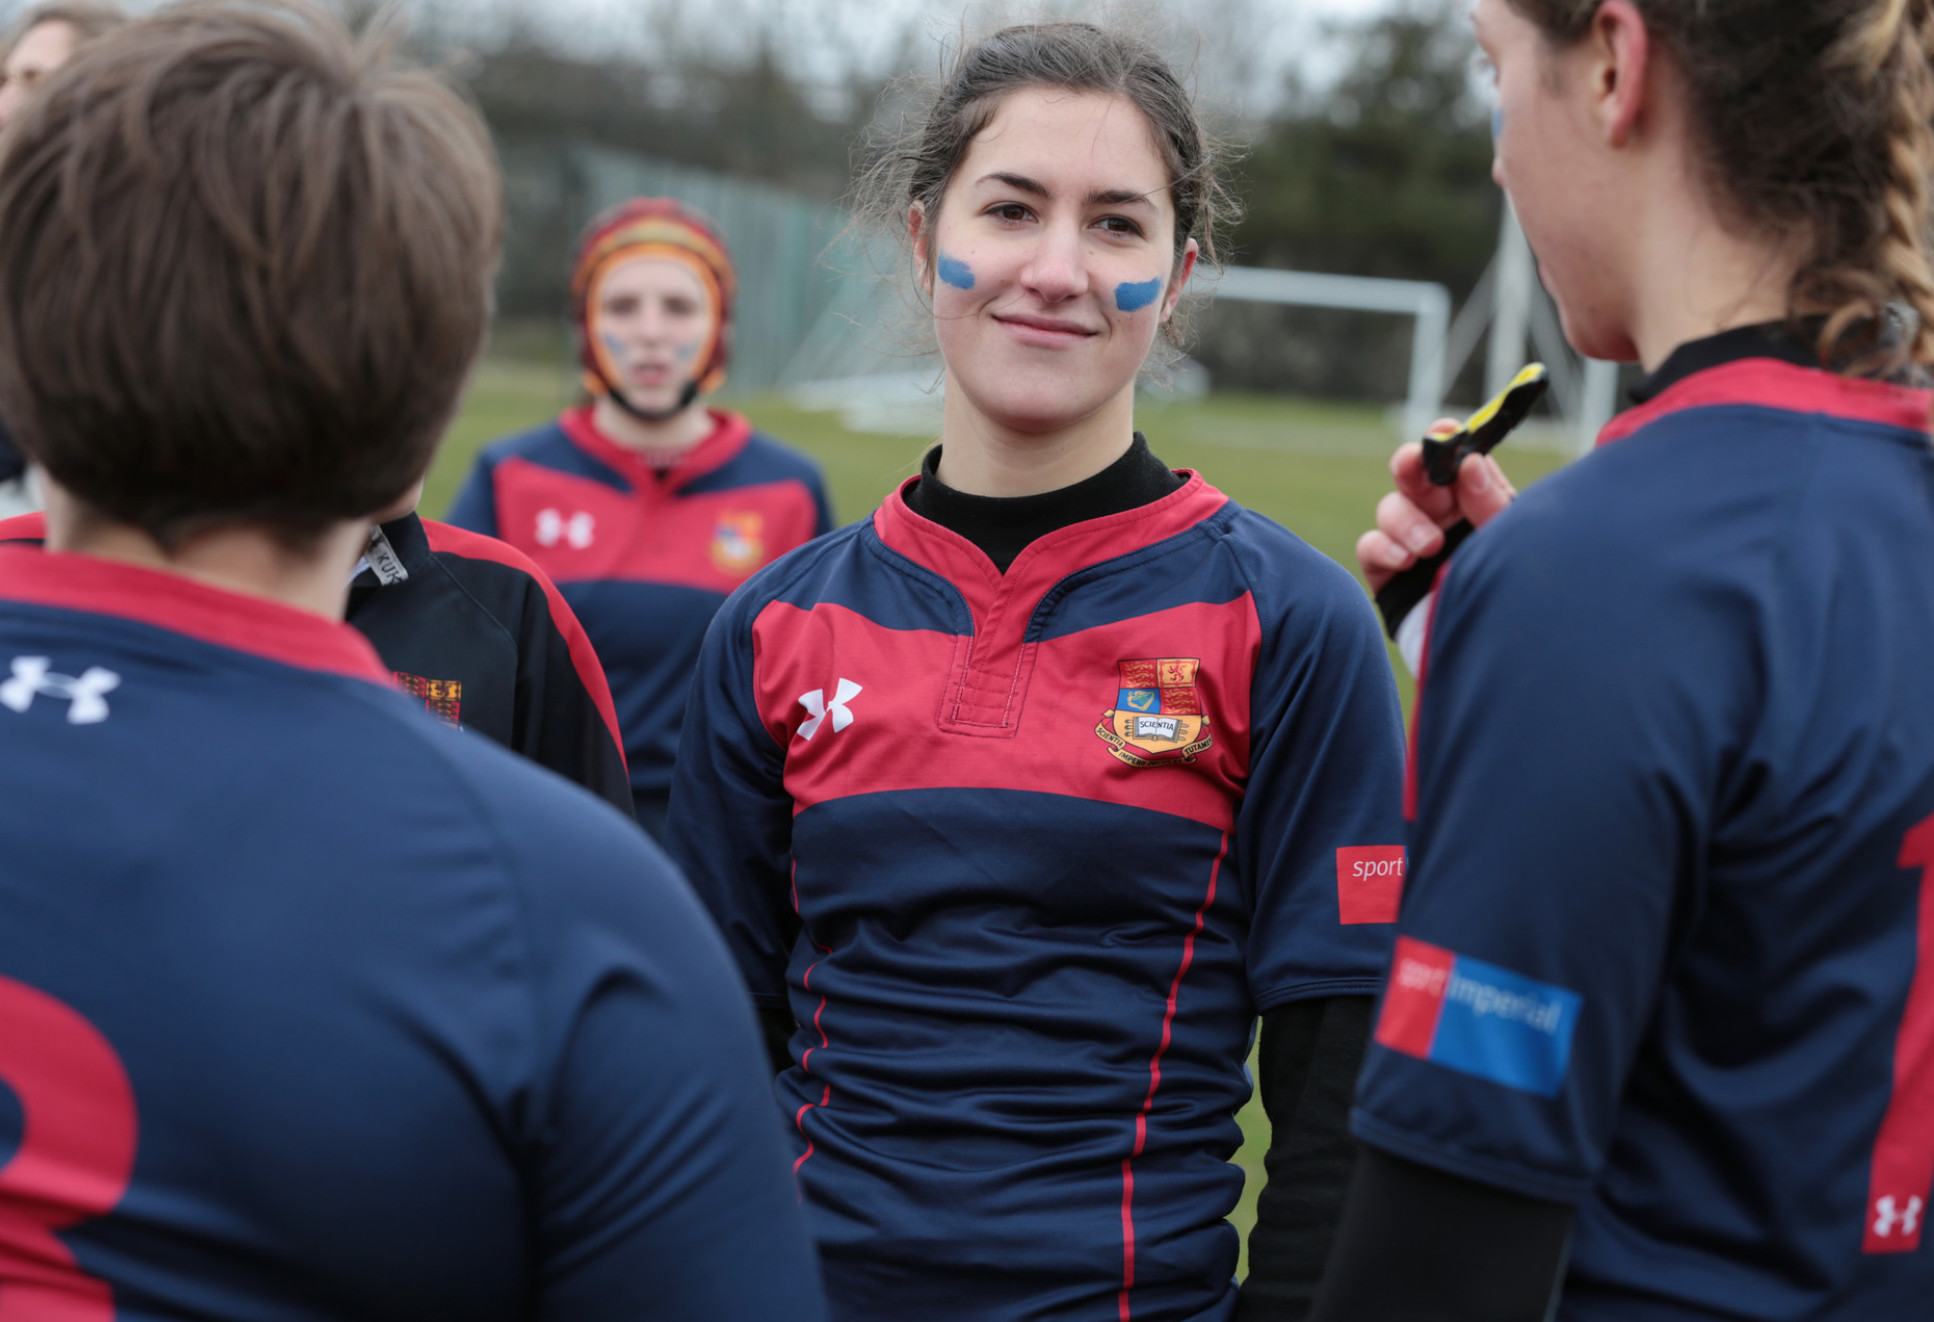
left=936, top=254, right=975, bottom=290
left=1115, top=278, right=1162, bottom=312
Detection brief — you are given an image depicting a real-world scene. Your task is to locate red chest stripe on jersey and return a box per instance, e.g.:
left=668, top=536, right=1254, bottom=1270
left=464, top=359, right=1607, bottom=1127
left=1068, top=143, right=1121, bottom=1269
left=751, top=597, right=1257, bottom=832
left=0, top=546, right=389, bottom=682
left=872, top=474, right=1231, bottom=734
left=1597, top=359, right=1933, bottom=449
left=1863, top=812, right=1934, bottom=1253
left=490, top=457, right=819, bottom=595
left=0, top=975, right=138, bottom=1321
left=418, top=519, right=625, bottom=762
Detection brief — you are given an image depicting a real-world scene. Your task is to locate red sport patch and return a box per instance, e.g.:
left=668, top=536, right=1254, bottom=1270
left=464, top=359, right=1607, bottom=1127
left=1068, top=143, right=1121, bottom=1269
left=1336, top=845, right=1405, bottom=924
left=1373, top=936, right=1454, bottom=1058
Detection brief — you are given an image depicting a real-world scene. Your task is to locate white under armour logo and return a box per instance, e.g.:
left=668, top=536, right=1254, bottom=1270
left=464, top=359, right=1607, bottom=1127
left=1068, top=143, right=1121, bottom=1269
left=797, top=678, right=862, bottom=740
left=1874, top=1194, right=1923, bottom=1238
left=535, top=508, right=595, bottom=549
left=0, top=656, right=120, bottom=724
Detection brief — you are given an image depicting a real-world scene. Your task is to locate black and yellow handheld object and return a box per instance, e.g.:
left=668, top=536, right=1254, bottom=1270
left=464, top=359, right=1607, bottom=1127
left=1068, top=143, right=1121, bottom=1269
left=1421, top=364, right=1550, bottom=486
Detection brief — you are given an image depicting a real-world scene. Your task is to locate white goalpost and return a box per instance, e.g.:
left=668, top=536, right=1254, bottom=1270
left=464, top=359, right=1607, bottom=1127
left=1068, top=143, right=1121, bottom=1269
left=1182, top=266, right=1451, bottom=443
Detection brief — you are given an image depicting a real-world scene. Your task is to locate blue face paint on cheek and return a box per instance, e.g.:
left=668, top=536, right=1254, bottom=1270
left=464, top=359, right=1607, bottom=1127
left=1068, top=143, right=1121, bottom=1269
left=936, top=254, right=975, bottom=290
left=1492, top=106, right=1504, bottom=141
left=1115, top=277, right=1162, bottom=313
left=599, top=331, right=627, bottom=361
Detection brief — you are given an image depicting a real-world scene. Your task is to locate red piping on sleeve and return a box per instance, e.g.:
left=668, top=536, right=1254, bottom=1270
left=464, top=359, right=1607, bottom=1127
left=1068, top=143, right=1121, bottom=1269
left=792, top=942, right=834, bottom=1180
left=1403, top=559, right=1454, bottom=823
left=419, top=519, right=625, bottom=765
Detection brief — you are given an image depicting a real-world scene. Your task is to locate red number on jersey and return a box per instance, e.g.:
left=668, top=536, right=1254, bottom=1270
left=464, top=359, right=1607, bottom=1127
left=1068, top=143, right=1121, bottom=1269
left=1864, top=812, right=1934, bottom=1253
left=0, top=975, right=137, bottom=1317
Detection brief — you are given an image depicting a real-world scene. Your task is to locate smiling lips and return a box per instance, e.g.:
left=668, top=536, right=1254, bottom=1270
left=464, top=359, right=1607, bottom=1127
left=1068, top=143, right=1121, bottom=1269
left=994, top=311, right=1099, bottom=346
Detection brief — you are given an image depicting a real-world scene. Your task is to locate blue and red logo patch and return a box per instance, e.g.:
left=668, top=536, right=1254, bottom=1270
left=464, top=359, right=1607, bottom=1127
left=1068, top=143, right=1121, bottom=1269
left=1374, top=936, right=1582, bottom=1098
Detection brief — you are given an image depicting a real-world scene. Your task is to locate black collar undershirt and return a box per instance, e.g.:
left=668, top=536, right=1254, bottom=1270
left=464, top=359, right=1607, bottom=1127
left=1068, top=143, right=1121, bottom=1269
left=902, top=433, right=1186, bottom=574
left=1628, top=321, right=1821, bottom=405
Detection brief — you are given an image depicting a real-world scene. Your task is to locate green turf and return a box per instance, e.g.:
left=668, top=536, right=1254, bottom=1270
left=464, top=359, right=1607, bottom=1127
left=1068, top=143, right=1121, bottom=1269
left=426, top=358, right=1573, bottom=1276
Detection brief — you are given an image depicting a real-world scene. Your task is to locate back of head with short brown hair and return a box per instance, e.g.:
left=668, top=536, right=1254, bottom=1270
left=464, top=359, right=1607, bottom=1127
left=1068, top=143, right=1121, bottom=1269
left=0, top=0, right=503, bottom=550
left=6, top=1, right=127, bottom=50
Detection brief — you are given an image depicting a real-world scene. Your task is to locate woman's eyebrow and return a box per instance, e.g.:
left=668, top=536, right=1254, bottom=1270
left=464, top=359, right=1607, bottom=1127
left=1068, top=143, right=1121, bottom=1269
left=974, top=172, right=1156, bottom=210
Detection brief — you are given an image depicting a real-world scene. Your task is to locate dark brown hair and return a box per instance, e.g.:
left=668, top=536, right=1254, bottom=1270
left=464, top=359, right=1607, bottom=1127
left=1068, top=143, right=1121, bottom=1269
left=0, top=0, right=503, bottom=549
left=853, top=21, right=1237, bottom=347
left=1508, top=0, right=1934, bottom=375
left=5, top=2, right=126, bottom=50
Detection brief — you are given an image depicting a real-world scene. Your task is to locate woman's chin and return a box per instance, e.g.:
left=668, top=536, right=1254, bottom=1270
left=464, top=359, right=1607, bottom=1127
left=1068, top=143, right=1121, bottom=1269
left=957, top=381, right=1122, bottom=438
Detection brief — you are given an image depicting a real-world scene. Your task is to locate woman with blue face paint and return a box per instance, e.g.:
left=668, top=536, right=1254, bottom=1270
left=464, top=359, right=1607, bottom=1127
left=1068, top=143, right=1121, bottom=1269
left=447, top=199, right=835, bottom=839
left=668, top=22, right=1410, bottom=1322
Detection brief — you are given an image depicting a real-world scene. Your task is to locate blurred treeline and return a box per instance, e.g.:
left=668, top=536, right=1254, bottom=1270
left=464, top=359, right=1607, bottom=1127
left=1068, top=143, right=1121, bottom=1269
left=404, top=0, right=1501, bottom=402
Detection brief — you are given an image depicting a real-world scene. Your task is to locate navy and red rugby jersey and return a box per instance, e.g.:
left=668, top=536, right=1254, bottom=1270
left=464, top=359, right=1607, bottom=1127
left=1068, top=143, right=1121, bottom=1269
left=1353, top=344, right=1934, bottom=1319
left=0, top=511, right=632, bottom=813
left=446, top=406, right=834, bottom=832
left=0, top=546, right=826, bottom=1320
left=670, top=471, right=1408, bottom=1322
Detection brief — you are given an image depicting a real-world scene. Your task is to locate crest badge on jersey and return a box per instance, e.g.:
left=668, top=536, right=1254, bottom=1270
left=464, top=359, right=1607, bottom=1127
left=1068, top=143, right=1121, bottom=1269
left=710, top=512, right=765, bottom=575
left=393, top=671, right=462, bottom=726
left=1096, top=657, right=1213, bottom=767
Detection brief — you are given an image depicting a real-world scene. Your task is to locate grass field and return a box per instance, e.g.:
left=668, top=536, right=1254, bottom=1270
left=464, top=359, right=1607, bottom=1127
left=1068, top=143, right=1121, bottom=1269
left=429, top=356, right=1573, bottom=1273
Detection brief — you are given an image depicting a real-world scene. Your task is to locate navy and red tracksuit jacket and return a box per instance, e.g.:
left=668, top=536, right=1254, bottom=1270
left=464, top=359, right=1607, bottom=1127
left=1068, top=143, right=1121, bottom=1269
left=446, top=406, right=833, bottom=834
left=0, top=511, right=631, bottom=813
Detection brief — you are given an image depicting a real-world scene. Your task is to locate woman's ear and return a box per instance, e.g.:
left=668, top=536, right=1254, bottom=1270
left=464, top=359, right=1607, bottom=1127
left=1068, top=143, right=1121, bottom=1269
left=908, top=201, right=932, bottom=290
left=1161, top=238, right=1200, bottom=323
left=1591, top=0, right=1653, bottom=148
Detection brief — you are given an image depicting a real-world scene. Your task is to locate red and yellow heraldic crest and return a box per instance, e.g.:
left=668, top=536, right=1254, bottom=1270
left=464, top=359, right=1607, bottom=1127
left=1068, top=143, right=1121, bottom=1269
left=1097, top=657, right=1213, bottom=767
left=709, top=512, right=766, bottom=576
left=394, top=672, right=462, bottom=726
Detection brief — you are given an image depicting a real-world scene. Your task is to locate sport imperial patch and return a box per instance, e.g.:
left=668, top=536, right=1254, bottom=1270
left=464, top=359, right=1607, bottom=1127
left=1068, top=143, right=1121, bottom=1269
left=1097, top=657, right=1213, bottom=768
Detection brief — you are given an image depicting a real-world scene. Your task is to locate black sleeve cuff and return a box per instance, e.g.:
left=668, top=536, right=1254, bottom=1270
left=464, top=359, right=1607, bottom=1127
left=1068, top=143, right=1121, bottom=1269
left=1309, top=1146, right=1573, bottom=1322
left=1237, top=997, right=1374, bottom=1322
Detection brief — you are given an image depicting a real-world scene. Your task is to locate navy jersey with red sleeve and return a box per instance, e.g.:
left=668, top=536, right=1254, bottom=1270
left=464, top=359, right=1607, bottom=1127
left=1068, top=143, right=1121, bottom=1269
left=0, top=546, right=826, bottom=1321
left=669, top=472, right=1407, bottom=1322
left=1351, top=359, right=1934, bottom=1319
left=445, top=406, right=833, bottom=831
left=1, top=511, right=633, bottom=814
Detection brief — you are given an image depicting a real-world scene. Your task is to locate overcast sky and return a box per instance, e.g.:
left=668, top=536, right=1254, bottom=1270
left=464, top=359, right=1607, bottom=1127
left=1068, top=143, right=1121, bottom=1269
left=542, top=0, right=1417, bottom=106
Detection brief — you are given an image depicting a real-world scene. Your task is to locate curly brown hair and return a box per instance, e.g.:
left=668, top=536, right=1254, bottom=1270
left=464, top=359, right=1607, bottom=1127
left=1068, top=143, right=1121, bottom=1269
left=1507, top=0, right=1934, bottom=378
